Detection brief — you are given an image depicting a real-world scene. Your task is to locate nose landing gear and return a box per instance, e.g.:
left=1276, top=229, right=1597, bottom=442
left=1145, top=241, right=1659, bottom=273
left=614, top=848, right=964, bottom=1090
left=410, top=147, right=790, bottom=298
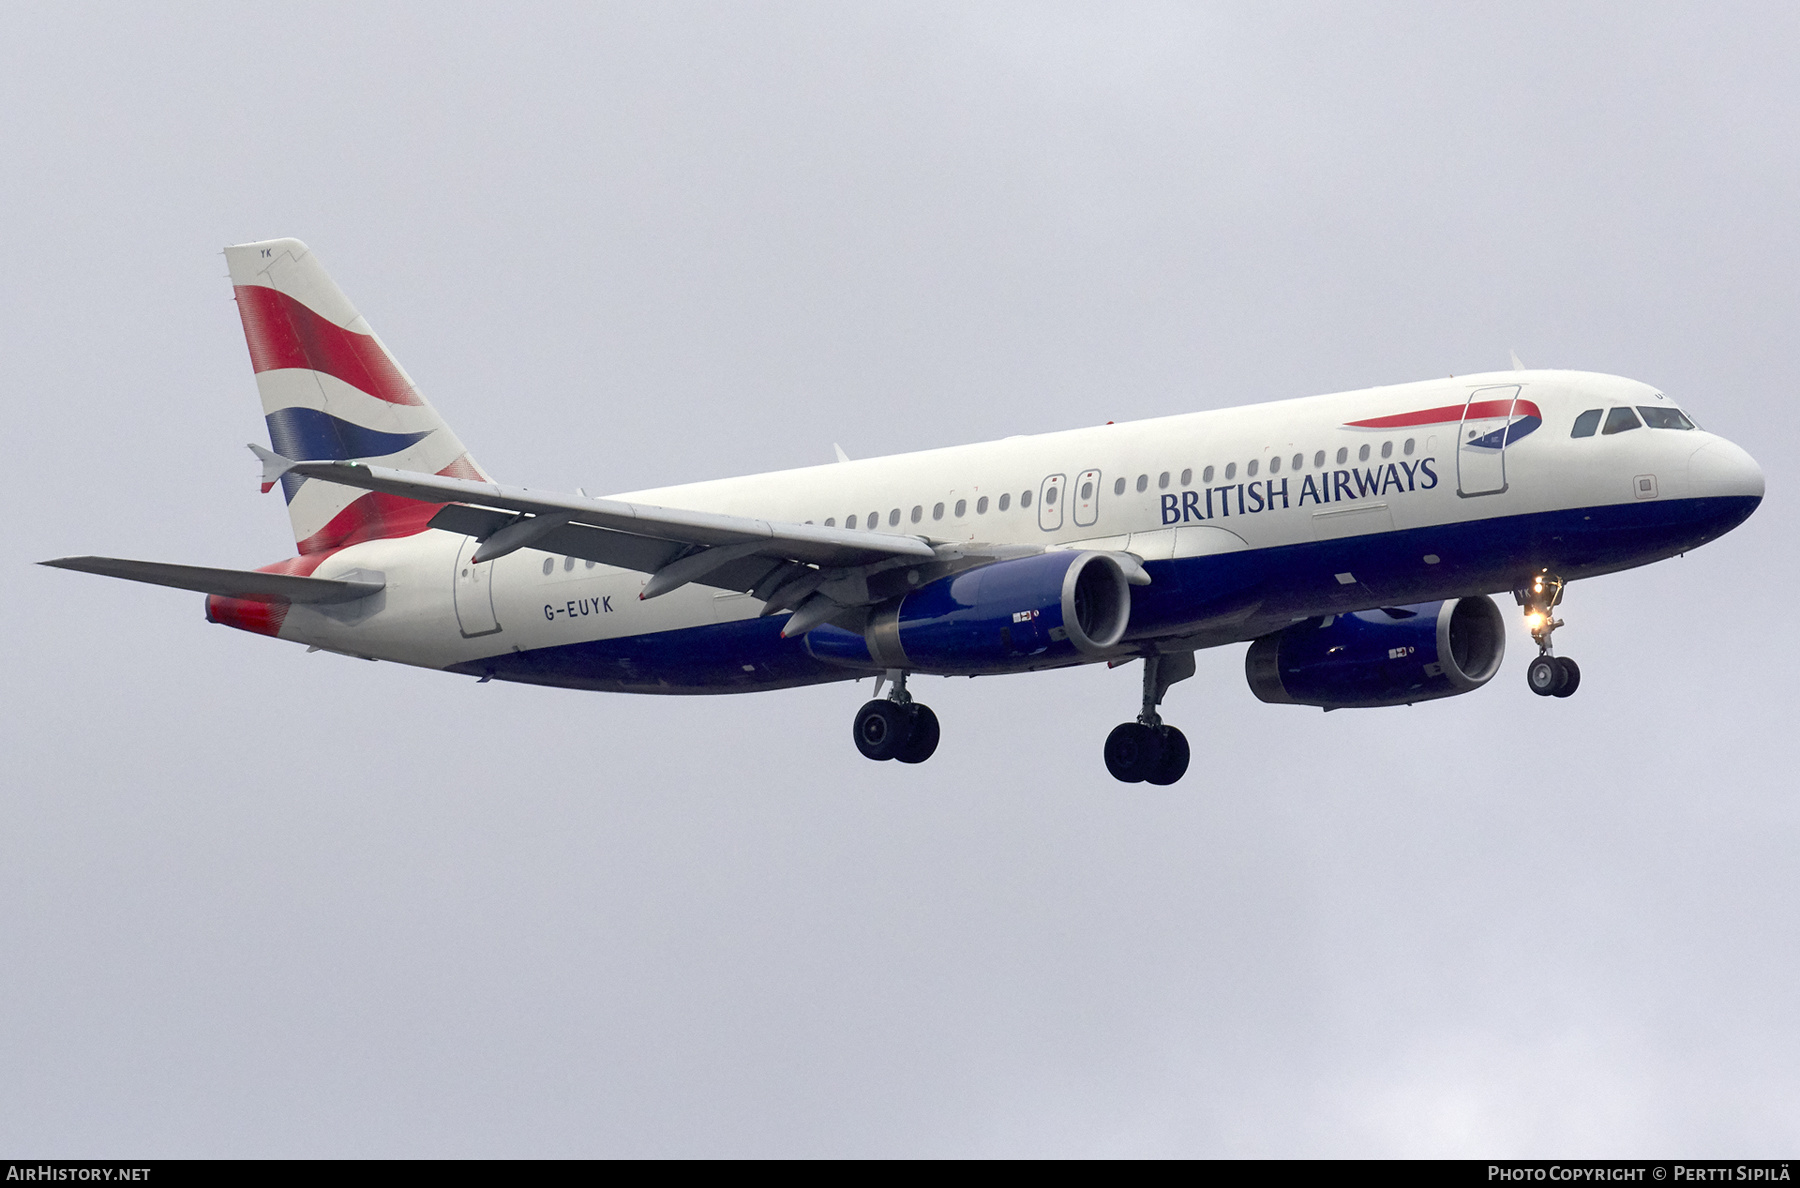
left=852, top=670, right=940, bottom=764
left=1104, top=651, right=1195, bottom=784
left=1517, top=571, right=1581, bottom=698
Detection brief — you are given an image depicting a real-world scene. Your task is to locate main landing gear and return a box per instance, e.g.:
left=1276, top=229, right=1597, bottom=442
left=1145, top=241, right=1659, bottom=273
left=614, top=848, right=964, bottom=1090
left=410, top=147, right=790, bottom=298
left=1517, top=570, right=1582, bottom=698
left=853, top=670, right=940, bottom=764
left=1104, top=651, right=1195, bottom=785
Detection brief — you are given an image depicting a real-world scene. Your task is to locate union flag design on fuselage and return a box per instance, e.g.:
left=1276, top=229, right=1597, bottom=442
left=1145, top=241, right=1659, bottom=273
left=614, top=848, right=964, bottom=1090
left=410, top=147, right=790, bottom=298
left=1345, top=397, right=1544, bottom=449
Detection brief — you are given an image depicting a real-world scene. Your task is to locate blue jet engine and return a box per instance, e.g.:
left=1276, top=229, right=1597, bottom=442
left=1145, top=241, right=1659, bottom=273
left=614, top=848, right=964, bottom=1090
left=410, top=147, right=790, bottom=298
left=806, top=550, right=1133, bottom=674
left=1245, top=596, right=1507, bottom=709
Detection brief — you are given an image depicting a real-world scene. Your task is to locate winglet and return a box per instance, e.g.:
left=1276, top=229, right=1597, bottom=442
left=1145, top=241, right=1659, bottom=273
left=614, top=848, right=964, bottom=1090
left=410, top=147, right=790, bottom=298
left=1510, top=350, right=1526, bottom=372
left=248, top=443, right=298, bottom=493
left=833, top=443, right=850, bottom=464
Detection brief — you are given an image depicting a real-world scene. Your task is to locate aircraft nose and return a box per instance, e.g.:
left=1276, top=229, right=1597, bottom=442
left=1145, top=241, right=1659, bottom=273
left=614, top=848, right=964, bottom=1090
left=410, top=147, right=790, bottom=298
left=1688, top=437, right=1765, bottom=499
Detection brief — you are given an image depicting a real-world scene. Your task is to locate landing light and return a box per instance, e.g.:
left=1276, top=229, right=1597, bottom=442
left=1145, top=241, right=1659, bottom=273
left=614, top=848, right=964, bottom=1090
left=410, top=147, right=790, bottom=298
left=1523, top=612, right=1545, bottom=630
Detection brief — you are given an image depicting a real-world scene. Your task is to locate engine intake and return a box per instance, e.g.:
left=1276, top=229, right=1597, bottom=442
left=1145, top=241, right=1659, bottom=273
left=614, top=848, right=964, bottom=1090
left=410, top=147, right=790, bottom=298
left=1245, top=596, right=1506, bottom=709
left=806, top=550, right=1132, bottom=674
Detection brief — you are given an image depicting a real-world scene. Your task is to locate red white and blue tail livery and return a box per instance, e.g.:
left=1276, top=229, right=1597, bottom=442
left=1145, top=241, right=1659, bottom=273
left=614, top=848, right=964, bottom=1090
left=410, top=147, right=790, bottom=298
left=44, top=240, right=1765, bottom=783
left=230, top=239, right=488, bottom=552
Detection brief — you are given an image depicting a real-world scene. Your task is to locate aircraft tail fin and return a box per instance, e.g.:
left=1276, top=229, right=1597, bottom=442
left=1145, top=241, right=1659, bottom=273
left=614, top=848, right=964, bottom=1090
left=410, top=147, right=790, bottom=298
left=224, top=239, right=488, bottom=555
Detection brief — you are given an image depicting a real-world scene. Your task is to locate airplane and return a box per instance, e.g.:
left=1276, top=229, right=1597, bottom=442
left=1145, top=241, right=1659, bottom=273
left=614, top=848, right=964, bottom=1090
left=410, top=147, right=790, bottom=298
left=43, top=239, right=1765, bottom=785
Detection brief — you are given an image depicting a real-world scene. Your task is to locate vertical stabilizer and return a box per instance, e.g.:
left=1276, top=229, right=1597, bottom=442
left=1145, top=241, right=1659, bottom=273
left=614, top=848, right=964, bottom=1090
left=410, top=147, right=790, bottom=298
left=224, top=239, right=489, bottom=555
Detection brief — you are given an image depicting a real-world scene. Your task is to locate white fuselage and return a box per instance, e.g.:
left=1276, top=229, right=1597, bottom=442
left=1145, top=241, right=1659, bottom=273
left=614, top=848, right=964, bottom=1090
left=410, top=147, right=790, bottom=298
left=267, top=369, right=1764, bottom=691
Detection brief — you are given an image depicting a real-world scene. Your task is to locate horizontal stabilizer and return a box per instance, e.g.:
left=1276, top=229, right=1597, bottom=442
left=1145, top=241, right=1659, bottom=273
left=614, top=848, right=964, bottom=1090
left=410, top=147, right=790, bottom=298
left=248, top=443, right=299, bottom=493
left=40, top=556, right=383, bottom=604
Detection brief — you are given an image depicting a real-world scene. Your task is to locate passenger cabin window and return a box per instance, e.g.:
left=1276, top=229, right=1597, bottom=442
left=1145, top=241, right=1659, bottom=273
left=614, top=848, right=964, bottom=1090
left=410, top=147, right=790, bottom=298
left=1403, top=438, right=1415, bottom=455
left=1269, top=456, right=1281, bottom=474
left=1246, top=459, right=1258, bottom=477
left=1639, top=406, right=1696, bottom=430
left=954, top=499, right=966, bottom=517
left=867, top=510, right=878, bottom=529
left=825, top=517, right=836, bottom=527
left=911, top=505, right=923, bottom=523
left=1336, top=447, right=1348, bottom=465
left=1136, top=474, right=1148, bottom=493
left=932, top=502, right=945, bottom=520
left=1202, top=465, right=1215, bottom=483
left=1602, top=407, right=1642, bottom=435
left=1358, top=444, right=1370, bottom=462
left=1114, top=477, right=1126, bottom=495
left=1292, top=453, right=1303, bottom=470
left=1571, top=409, right=1602, bottom=437
left=1224, top=462, right=1237, bottom=480
left=1021, top=490, right=1032, bottom=508
left=846, top=514, right=858, bottom=529
left=1380, top=441, right=1392, bottom=459
left=977, top=496, right=989, bottom=514
left=1158, top=471, right=1170, bottom=489
left=1314, top=450, right=1326, bottom=468
left=998, top=493, right=1010, bottom=511
left=889, top=508, right=901, bottom=526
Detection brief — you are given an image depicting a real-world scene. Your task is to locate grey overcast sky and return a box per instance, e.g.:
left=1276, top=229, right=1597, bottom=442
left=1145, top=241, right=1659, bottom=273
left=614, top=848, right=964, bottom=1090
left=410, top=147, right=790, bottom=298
left=3, top=3, right=1796, bottom=1157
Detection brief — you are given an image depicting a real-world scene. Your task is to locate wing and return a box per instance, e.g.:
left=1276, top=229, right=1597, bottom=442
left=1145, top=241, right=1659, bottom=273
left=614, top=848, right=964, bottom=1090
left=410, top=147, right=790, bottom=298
left=254, top=449, right=947, bottom=631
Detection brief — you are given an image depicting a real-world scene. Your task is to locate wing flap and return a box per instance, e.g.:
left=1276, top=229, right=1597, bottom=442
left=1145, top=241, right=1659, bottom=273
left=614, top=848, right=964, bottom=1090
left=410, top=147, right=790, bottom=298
left=427, top=506, right=789, bottom=595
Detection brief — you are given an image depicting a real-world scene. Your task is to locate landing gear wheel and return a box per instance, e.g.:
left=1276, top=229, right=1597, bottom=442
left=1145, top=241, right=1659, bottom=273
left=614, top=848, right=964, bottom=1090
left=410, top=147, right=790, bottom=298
left=896, top=704, right=940, bottom=764
left=1104, top=722, right=1166, bottom=783
left=1518, top=571, right=1581, bottom=700
left=854, top=699, right=911, bottom=761
left=1145, top=726, right=1190, bottom=786
left=1527, top=654, right=1567, bottom=697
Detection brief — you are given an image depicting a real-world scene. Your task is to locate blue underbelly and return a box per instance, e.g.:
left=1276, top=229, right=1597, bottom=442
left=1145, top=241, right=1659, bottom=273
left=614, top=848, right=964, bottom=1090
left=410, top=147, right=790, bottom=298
left=453, top=494, right=1759, bottom=693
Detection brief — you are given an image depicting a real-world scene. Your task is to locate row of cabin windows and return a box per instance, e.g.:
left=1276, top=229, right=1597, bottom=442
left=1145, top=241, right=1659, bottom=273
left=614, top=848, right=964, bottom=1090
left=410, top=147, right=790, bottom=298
left=1108, top=438, right=1417, bottom=495
left=816, top=438, right=1417, bottom=531
left=826, top=492, right=1020, bottom=529
left=518, top=408, right=1693, bottom=571
left=1570, top=406, right=1696, bottom=437
left=534, top=410, right=1696, bottom=566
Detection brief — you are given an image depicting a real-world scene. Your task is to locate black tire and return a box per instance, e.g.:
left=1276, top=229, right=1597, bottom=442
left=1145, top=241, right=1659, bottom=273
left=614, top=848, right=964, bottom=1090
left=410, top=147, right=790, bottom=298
left=854, top=699, right=911, bottom=761
left=1527, top=655, right=1565, bottom=697
left=1104, top=722, right=1164, bottom=783
left=896, top=704, right=940, bottom=764
left=1552, top=656, right=1581, bottom=698
left=1145, top=726, right=1190, bottom=786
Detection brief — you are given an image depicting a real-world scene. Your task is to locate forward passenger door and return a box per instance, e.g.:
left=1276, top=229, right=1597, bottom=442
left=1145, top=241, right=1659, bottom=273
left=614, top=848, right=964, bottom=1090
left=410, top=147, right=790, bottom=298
left=1457, top=384, right=1520, bottom=497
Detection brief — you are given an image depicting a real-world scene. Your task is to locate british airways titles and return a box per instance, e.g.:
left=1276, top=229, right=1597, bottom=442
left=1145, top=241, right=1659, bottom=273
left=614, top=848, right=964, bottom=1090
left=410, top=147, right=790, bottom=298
left=1159, top=456, right=1440, bottom=525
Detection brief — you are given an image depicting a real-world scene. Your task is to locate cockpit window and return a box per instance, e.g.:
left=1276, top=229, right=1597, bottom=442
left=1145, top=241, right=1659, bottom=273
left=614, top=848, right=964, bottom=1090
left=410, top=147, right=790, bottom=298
left=1638, top=406, right=1695, bottom=430
left=1601, top=406, right=1642, bottom=435
left=1571, top=409, right=1603, bottom=438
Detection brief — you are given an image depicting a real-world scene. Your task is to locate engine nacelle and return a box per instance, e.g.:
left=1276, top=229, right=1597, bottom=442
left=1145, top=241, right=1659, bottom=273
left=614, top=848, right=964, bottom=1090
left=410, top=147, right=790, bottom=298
left=806, top=550, right=1132, bottom=674
left=1245, top=596, right=1506, bottom=709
